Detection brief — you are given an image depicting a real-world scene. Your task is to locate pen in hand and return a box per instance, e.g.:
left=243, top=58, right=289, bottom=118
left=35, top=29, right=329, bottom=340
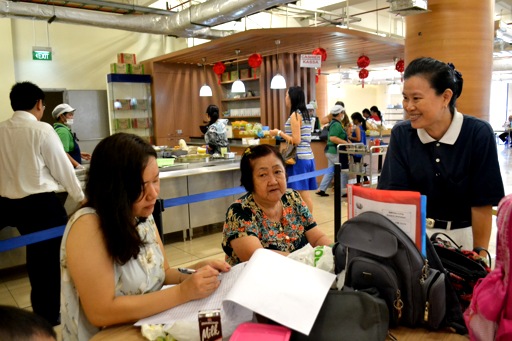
left=178, top=268, right=197, bottom=275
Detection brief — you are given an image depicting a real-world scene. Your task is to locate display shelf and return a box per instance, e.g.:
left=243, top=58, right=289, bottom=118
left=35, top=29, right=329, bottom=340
left=106, top=74, right=153, bottom=143
left=384, top=108, right=405, bottom=126
left=220, top=77, right=259, bottom=85
left=223, top=115, right=261, bottom=119
left=221, top=96, right=260, bottom=102
left=220, top=63, right=262, bottom=130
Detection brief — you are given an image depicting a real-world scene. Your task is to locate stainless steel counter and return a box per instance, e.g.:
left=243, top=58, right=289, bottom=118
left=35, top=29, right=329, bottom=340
left=159, top=158, right=240, bottom=179
left=158, top=157, right=242, bottom=239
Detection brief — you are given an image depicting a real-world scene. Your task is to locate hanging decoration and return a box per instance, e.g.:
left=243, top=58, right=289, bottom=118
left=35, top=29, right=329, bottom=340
left=213, top=62, right=226, bottom=84
left=312, top=47, right=327, bottom=75
left=359, top=68, right=369, bottom=88
left=248, top=53, right=262, bottom=79
left=395, top=59, right=405, bottom=82
left=357, top=55, right=370, bottom=88
left=357, top=55, right=370, bottom=69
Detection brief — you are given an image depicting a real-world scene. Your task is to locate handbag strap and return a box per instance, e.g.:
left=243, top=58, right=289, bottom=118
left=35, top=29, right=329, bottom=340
left=431, top=232, right=492, bottom=268
left=430, top=232, right=461, bottom=249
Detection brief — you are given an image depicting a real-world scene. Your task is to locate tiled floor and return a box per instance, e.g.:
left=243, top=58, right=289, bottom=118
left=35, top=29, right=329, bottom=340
left=1, top=144, right=511, bottom=338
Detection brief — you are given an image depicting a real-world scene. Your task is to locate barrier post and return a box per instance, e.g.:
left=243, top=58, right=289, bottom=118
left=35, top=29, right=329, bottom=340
left=334, top=163, right=341, bottom=241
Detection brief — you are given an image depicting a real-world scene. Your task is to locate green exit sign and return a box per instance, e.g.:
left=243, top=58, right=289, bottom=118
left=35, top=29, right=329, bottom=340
left=32, top=47, right=52, bottom=61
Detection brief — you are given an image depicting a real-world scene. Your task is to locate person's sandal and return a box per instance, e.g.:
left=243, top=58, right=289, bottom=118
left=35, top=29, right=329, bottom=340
left=315, top=190, right=329, bottom=197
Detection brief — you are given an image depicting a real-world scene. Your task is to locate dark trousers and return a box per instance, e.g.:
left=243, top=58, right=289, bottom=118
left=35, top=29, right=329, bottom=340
left=499, top=131, right=510, bottom=142
left=0, top=192, right=67, bottom=326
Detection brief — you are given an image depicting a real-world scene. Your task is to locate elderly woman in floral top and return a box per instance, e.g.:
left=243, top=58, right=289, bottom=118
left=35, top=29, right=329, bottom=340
left=222, top=144, right=332, bottom=265
left=60, top=133, right=230, bottom=341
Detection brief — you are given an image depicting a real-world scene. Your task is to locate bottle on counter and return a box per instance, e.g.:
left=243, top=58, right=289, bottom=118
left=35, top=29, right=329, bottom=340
left=374, top=138, right=380, bottom=153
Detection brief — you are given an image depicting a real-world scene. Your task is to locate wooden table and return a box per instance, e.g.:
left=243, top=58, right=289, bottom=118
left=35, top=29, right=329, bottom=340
left=91, top=324, right=469, bottom=340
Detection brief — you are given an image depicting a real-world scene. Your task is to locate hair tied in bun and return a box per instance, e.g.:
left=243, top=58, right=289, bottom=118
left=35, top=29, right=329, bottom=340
left=447, top=62, right=463, bottom=99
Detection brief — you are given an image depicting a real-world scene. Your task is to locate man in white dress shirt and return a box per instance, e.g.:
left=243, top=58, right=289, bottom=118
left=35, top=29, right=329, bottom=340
left=0, top=82, right=84, bottom=326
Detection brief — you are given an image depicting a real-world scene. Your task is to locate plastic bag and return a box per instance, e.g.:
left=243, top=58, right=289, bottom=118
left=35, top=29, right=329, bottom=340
left=288, top=244, right=334, bottom=273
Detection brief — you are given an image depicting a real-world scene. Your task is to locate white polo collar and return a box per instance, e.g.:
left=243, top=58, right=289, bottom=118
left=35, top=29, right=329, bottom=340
left=417, top=110, right=463, bottom=145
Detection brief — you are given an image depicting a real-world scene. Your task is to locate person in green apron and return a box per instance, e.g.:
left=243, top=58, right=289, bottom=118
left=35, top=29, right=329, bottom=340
left=52, top=103, right=91, bottom=169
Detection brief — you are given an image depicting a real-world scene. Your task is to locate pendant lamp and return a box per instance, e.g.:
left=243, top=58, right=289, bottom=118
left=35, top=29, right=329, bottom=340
left=231, top=50, right=246, bottom=93
left=270, top=40, right=287, bottom=89
left=199, top=57, right=213, bottom=97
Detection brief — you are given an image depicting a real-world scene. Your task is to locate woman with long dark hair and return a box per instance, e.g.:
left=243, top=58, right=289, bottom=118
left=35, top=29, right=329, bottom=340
left=270, top=86, right=316, bottom=212
left=60, top=133, right=230, bottom=340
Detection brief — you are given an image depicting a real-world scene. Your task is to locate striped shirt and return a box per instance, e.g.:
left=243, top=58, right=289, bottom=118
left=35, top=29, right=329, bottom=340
left=284, top=111, right=314, bottom=160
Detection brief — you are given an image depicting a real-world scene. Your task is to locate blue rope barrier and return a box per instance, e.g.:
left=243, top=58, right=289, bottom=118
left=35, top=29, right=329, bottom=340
left=0, top=166, right=334, bottom=253
left=0, top=226, right=66, bottom=253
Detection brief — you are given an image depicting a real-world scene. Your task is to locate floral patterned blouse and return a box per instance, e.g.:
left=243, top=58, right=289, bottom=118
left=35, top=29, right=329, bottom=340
left=222, top=189, right=317, bottom=265
left=60, top=207, right=165, bottom=341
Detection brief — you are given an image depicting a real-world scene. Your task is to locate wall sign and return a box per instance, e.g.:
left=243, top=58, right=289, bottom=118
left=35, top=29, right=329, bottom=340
left=32, top=46, right=52, bottom=61
left=300, top=54, right=322, bottom=68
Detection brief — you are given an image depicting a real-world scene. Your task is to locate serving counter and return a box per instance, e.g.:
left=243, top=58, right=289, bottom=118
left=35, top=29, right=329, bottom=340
left=158, top=158, right=242, bottom=239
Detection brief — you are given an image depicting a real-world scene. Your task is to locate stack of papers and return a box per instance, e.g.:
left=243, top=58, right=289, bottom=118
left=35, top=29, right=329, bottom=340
left=136, top=249, right=336, bottom=336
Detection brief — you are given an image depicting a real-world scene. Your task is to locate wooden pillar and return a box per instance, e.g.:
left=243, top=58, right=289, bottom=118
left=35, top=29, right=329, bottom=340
left=315, top=74, right=329, bottom=121
left=405, top=0, right=494, bottom=121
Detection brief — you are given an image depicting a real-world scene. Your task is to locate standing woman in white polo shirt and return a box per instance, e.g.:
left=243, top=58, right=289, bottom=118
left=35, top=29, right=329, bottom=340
left=378, top=57, right=504, bottom=250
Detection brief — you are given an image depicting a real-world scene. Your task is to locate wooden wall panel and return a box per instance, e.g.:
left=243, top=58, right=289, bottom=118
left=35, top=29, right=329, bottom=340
left=149, top=62, right=223, bottom=145
left=405, top=0, right=493, bottom=120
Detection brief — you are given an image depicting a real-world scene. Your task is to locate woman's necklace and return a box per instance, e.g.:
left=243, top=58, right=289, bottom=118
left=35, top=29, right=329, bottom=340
left=256, top=199, right=283, bottom=223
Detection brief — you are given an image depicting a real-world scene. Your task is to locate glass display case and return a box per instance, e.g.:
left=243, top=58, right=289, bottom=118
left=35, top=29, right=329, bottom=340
left=106, top=74, right=153, bottom=143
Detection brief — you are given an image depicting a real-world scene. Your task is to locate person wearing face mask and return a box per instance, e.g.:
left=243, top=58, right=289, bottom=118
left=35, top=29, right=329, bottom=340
left=316, top=105, right=351, bottom=197
left=52, top=103, right=91, bottom=169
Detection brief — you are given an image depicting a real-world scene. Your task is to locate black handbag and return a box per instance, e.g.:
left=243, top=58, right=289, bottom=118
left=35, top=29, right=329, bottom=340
left=319, top=125, right=329, bottom=141
left=291, top=289, right=389, bottom=341
left=430, top=233, right=491, bottom=311
left=281, top=143, right=297, bottom=165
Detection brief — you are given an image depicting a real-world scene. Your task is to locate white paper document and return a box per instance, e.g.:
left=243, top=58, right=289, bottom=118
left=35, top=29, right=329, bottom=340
left=134, top=262, right=252, bottom=328
left=136, top=249, right=336, bottom=336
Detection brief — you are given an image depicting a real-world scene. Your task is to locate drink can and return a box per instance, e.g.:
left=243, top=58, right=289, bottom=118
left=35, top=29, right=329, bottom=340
left=198, top=309, right=222, bottom=341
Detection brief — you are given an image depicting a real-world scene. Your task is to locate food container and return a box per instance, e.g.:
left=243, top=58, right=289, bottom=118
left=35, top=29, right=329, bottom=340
left=163, top=147, right=173, bottom=158
left=224, top=152, right=236, bottom=159
left=157, top=158, right=175, bottom=167
left=198, top=309, right=222, bottom=341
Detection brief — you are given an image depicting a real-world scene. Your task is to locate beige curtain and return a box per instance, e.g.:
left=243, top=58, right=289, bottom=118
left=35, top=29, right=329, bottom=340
left=260, top=53, right=316, bottom=130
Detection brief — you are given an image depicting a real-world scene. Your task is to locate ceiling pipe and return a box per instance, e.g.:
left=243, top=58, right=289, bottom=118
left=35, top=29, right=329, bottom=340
left=0, top=0, right=295, bottom=38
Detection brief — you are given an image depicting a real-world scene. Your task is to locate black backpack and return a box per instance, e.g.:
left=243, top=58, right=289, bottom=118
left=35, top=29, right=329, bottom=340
left=335, top=211, right=446, bottom=329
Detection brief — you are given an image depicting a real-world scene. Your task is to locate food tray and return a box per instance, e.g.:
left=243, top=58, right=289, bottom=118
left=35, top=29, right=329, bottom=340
left=175, top=155, right=209, bottom=163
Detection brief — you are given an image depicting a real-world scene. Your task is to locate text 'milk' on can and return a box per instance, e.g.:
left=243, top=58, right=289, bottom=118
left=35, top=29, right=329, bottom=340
left=198, top=309, right=222, bottom=341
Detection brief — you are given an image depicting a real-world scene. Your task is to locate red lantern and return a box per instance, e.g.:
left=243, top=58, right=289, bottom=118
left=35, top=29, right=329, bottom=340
left=312, top=48, right=327, bottom=62
left=357, top=55, right=370, bottom=69
left=213, top=62, right=226, bottom=84
left=395, top=59, right=405, bottom=82
left=359, top=68, right=369, bottom=88
left=395, top=59, right=405, bottom=73
left=248, top=53, right=262, bottom=79
left=312, top=47, right=327, bottom=75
